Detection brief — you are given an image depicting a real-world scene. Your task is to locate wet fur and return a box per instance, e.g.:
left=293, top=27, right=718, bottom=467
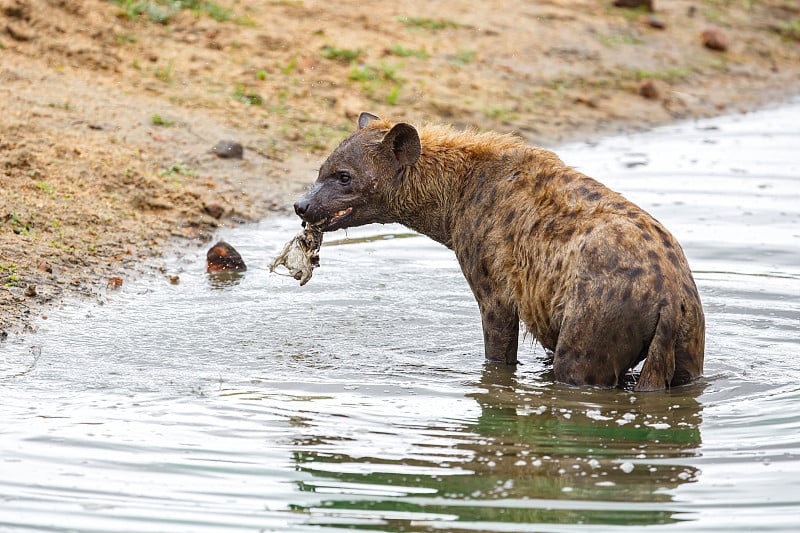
left=295, top=115, right=705, bottom=391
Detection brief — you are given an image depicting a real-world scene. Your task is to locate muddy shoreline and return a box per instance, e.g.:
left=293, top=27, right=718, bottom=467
left=2, top=0, right=799, bottom=336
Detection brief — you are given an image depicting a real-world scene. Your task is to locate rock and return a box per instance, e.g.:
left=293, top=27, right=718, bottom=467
left=37, top=262, right=52, bottom=273
left=107, top=276, right=123, bottom=288
left=612, top=0, right=653, bottom=11
left=701, top=25, right=728, bottom=52
left=203, top=202, right=225, bottom=219
left=206, top=241, right=247, bottom=272
left=210, top=140, right=244, bottom=159
left=24, top=285, right=36, bottom=297
left=638, top=80, right=660, bottom=99
left=647, top=15, right=666, bottom=29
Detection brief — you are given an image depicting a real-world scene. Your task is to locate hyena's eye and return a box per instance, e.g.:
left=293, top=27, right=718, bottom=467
left=337, top=172, right=352, bottom=185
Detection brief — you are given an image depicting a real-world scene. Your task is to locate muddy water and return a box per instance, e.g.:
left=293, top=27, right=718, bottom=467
left=2, top=102, right=799, bottom=532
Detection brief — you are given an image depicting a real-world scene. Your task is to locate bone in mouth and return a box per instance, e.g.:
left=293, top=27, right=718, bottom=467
left=269, top=223, right=324, bottom=286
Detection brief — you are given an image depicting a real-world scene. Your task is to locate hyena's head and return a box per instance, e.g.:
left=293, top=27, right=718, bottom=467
left=294, top=112, right=420, bottom=232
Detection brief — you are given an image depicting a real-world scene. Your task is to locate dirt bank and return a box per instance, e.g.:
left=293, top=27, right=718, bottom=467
left=1, top=0, right=799, bottom=335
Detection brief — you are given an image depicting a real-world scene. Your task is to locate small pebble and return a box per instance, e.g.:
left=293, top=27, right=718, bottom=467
left=210, top=140, right=244, bottom=159
left=701, top=25, right=728, bottom=52
left=647, top=15, right=666, bottom=29
left=638, top=80, right=660, bottom=99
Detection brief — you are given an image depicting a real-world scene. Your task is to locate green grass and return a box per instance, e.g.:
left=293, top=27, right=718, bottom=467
left=47, top=101, right=73, bottom=111
left=49, top=231, right=75, bottom=252
left=36, top=181, right=55, bottom=196
left=485, top=104, right=518, bottom=122
left=348, top=62, right=404, bottom=105
left=700, top=6, right=724, bottom=23
left=299, top=124, right=341, bottom=152
left=349, top=63, right=401, bottom=84
left=158, top=161, right=193, bottom=176
left=115, top=32, right=139, bottom=44
left=599, top=33, right=644, bottom=47
left=616, top=5, right=651, bottom=20
left=6, top=213, right=32, bottom=236
left=632, top=66, right=692, bottom=81
left=387, top=44, right=429, bottom=59
left=110, top=0, right=175, bottom=23
left=108, top=0, right=249, bottom=25
left=780, top=18, right=800, bottom=41
left=451, top=50, right=477, bottom=66
left=194, top=0, right=233, bottom=22
left=233, top=84, right=263, bottom=105
left=385, top=85, right=400, bottom=105
left=151, top=113, right=174, bottom=126
left=0, top=262, right=21, bottom=286
left=321, top=46, right=363, bottom=62
left=396, top=16, right=467, bottom=31
left=279, top=56, right=298, bottom=74
left=153, top=62, right=174, bottom=83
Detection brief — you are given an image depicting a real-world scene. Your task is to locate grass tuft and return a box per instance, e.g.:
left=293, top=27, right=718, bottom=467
left=395, top=16, right=468, bottom=31
left=108, top=0, right=247, bottom=25
left=151, top=113, right=174, bottom=126
left=387, top=44, right=429, bottom=59
left=233, top=84, right=263, bottom=105
left=321, top=46, right=363, bottom=63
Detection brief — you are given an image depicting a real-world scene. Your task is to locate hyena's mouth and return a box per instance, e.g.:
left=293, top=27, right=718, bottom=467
left=324, top=207, right=352, bottom=229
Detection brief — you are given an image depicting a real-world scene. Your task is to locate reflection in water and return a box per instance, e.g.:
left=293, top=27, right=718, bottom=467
left=288, top=364, right=704, bottom=530
left=207, top=270, right=246, bottom=289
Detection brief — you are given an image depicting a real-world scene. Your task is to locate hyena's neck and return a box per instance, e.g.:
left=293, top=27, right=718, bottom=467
left=389, top=148, right=471, bottom=248
left=388, top=126, right=541, bottom=248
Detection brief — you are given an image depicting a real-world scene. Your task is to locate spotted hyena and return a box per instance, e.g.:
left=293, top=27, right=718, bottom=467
left=294, top=113, right=705, bottom=391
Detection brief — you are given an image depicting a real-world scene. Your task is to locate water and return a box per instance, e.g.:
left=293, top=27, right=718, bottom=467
left=2, top=102, right=799, bottom=532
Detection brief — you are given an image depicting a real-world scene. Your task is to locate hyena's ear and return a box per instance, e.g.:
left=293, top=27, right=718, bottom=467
left=358, top=112, right=380, bottom=129
left=382, top=123, right=421, bottom=167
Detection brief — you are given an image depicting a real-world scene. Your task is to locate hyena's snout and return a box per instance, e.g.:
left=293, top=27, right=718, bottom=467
left=293, top=196, right=311, bottom=219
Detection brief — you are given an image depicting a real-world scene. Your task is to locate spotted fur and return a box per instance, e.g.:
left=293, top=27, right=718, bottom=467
left=294, top=113, right=705, bottom=391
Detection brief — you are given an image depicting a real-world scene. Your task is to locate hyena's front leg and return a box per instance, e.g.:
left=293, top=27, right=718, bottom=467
left=478, top=298, right=520, bottom=365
